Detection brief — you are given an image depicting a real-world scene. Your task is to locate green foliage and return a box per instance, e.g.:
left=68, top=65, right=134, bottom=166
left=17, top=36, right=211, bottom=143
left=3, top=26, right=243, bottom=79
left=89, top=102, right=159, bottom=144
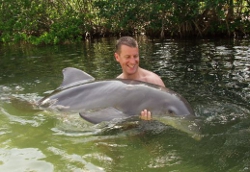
left=0, top=0, right=249, bottom=44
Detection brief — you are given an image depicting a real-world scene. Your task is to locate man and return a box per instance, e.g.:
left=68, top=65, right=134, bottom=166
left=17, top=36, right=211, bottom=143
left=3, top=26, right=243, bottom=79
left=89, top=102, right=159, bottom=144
left=114, top=36, right=165, bottom=120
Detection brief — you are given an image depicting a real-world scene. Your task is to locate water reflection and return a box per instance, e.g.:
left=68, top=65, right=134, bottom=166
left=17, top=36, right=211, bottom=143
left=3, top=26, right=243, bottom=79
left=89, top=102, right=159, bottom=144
left=0, top=148, right=54, bottom=171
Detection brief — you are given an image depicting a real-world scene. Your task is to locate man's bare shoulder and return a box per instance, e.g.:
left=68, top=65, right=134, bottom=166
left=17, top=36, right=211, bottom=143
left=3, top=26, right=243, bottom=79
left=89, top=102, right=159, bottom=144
left=141, top=68, right=160, bottom=79
left=141, top=69, right=165, bottom=87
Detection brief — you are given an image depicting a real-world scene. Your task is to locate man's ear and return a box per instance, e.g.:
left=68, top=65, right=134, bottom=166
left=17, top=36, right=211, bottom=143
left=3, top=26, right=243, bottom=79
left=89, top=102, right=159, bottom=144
left=114, top=53, right=119, bottom=62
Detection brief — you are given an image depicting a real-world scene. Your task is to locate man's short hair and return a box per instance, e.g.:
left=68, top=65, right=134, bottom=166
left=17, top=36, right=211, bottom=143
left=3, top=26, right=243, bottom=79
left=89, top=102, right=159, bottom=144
left=115, top=36, right=138, bottom=54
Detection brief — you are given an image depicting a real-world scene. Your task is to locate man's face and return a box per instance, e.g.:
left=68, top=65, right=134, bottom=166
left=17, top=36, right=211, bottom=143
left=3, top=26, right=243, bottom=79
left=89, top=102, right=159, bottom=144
left=115, top=45, right=139, bottom=75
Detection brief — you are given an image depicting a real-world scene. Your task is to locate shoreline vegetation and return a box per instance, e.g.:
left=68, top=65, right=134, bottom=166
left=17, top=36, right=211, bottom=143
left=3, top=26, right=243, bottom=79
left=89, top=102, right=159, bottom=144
left=1, top=0, right=250, bottom=45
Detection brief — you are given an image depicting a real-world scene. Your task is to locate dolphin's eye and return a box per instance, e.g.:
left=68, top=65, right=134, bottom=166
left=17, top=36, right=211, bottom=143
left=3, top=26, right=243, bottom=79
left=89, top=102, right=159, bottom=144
left=168, top=110, right=173, bottom=114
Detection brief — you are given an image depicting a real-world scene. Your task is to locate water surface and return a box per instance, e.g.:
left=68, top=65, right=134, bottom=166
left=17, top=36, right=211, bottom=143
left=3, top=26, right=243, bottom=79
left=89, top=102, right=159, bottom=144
left=0, top=37, right=250, bottom=171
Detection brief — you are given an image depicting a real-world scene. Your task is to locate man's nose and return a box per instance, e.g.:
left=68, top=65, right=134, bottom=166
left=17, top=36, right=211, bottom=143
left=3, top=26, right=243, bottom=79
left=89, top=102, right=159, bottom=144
left=129, top=57, right=136, bottom=64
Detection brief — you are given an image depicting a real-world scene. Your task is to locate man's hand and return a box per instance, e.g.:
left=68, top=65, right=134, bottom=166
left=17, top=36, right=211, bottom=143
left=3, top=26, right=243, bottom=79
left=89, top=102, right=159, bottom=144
left=140, top=109, right=152, bottom=120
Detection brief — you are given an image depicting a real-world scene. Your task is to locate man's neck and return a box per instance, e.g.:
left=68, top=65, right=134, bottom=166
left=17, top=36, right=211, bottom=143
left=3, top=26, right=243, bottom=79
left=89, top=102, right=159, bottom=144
left=122, top=67, right=143, bottom=80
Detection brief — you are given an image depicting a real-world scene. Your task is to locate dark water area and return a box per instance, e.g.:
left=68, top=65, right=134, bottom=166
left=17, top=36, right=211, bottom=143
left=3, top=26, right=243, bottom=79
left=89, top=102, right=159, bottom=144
left=0, top=37, right=249, bottom=172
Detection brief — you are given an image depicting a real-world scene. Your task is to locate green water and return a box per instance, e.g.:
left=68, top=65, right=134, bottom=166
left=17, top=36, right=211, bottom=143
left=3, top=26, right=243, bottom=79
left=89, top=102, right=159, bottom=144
left=0, top=37, right=250, bottom=172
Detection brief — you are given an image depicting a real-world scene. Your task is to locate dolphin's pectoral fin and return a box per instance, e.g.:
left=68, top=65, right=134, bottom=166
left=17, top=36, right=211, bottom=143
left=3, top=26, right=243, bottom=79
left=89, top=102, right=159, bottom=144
left=58, top=67, right=95, bottom=89
left=79, top=107, right=129, bottom=124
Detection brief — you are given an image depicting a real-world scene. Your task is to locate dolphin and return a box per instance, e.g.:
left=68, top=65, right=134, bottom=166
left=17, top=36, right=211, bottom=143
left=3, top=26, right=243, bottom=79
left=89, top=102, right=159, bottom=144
left=38, top=67, right=200, bottom=139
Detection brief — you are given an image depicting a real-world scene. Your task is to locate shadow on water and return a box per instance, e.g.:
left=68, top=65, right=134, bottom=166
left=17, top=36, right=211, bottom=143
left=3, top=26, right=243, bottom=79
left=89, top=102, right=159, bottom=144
left=0, top=38, right=250, bottom=171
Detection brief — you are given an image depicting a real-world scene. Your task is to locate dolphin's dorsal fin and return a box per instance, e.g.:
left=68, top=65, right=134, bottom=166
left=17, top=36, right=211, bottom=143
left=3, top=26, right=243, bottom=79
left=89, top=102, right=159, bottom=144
left=58, top=67, right=95, bottom=89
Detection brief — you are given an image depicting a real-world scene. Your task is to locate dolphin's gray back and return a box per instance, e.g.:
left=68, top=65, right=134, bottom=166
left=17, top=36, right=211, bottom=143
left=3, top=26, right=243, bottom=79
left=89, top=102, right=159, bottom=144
left=40, top=80, right=150, bottom=111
